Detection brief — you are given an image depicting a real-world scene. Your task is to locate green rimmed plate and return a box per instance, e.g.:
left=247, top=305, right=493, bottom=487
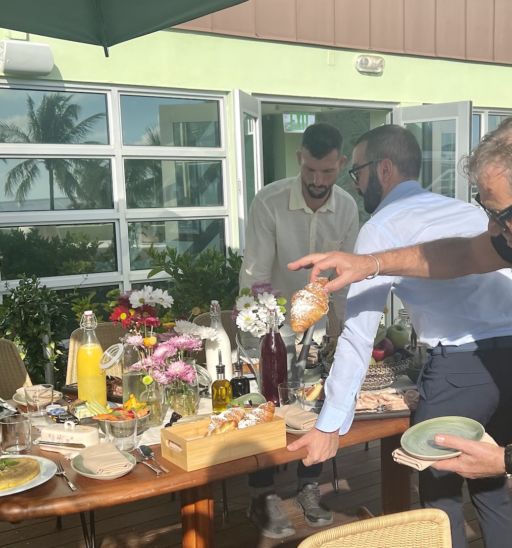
left=401, top=416, right=484, bottom=460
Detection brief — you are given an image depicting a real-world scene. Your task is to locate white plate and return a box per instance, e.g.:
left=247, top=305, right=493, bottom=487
left=0, top=455, right=57, bottom=497
left=71, top=451, right=136, bottom=480
left=13, top=390, right=63, bottom=407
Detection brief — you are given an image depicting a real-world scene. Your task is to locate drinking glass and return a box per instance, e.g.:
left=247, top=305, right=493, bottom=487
left=0, top=414, right=32, bottom=454
left=104, top=418, right=138, bottom=452
left=24, top=384, right=54, bottom=416
left=277, top=381, right=301, bottom=407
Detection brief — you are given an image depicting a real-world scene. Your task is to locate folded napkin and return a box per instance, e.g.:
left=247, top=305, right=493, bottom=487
left=392, top=432, right=497, bottom=471
left=81, top=442, right=133, bottom=475
left=276, top=404, right=317, bottom=431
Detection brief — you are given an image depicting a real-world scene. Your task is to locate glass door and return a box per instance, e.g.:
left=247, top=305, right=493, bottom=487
left=393, top=101, right=472, bottom=202
left=233, top=90, right=263, bottom=250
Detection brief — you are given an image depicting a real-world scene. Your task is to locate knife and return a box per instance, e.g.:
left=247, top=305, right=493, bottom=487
left=34, top=440, right=86, bottom=448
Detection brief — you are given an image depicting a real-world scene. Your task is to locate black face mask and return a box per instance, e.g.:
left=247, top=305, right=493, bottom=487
left=362, top=167, right=383, bottom=214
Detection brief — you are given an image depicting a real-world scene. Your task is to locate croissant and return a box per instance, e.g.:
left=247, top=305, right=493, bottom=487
left=290, top=277, right=329, bottom=333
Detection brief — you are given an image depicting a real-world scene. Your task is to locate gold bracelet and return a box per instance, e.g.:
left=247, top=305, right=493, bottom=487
left=365, top=254, right=381, bottom=280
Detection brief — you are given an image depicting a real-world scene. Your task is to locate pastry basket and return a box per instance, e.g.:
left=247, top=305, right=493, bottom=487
left=361, top=352, right=414, bottom=391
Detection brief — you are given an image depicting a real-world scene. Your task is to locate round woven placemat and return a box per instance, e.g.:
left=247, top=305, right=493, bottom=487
left=361, top=355, right=414, bottom=391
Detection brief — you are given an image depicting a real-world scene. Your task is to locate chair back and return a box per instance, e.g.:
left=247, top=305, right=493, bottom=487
left=297, top=508, right=452, bottom=548
left=0, top=338, right=32, bottom=400
left=66, top=322, right=125, bottom=385
left=192, top=310, right=237, bottom=365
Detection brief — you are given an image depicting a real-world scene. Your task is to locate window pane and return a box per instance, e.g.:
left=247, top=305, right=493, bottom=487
left=489, top=114, right=507, bottom=133
left=0, top=89, right=108, bottom=145
left=0, top=223, right=117, bottom=279
left=128, top=219, right=225, bottom=270
left=125, top=159, right=222, bottom=207
left=0, top=158, right=113, bottom=211
left=406, top=120, right=456, bottom=198
left=121, top=95, right=220, bottom=147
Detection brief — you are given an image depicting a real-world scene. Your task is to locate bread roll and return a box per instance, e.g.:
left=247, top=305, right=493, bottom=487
left=290, top=277, right=329, bottom=332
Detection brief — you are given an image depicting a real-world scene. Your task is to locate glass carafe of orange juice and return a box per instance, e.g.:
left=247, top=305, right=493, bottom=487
left=77, top=310, right=107, bottom=406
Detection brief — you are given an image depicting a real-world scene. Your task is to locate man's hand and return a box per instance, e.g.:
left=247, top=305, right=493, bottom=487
left=287, top=427, right=339, bottom=466
left=288, top=251, right=377, bottom=292
left=431, top=434, right=505, bottom=479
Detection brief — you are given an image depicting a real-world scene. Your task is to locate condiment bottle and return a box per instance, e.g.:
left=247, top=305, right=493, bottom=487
left=260, top=307, right=287, bottom=406
left=212, top=350, right=233, bottom=413
left=205, top=300, right=233, bottom=381
left=230, top=355, right=250, bottom=398
left=77, top=310, right=107, bottom=406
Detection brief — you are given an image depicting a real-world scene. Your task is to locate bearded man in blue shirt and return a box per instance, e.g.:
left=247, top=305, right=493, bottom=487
left=288, top=124, right=512, bottom=548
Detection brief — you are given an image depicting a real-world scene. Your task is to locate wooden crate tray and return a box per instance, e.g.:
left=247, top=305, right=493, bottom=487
left=161, top=415, right=286, bottom=472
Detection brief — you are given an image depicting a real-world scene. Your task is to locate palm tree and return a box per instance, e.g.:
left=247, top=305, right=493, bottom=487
left=0, top=93, right=106, bottom=210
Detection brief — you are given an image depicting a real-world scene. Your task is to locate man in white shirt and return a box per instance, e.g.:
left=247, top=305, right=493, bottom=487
left=288, top=124, right=512, bottom=548
left=240, top=122, right=359, bottom=538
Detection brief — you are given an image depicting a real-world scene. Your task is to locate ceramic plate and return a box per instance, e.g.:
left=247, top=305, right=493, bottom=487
left=401, top=416, right=484, bottom=460
left=0, top=455, right=57, bottom=497
left=71, top=451, right=136, bottom=480
left=13, top=390, right=63, bottom=407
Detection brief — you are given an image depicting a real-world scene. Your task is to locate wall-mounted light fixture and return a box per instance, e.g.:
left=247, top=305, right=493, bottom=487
left=0, top=40, right=54, bottom=76
left=355, top=54, right=385, bottom=76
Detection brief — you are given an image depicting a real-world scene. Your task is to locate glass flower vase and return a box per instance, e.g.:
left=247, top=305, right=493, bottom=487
left=140, top=381, right=165, bottom=427
left=122, top=343, right=145, bottom=404
left=166, top=375, right=200, bottom=417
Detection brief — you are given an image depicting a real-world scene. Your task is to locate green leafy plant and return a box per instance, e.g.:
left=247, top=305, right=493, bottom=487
left=0, top=276, right=70, bottom=386
left=147, top=247, right=242, bottom=319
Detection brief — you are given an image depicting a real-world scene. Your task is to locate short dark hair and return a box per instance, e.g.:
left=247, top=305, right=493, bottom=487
left=301, top=123, right=343, bottom=159
left=355, top=124, right=422, bottom=179
left=463, top=117, right=512, bottom=189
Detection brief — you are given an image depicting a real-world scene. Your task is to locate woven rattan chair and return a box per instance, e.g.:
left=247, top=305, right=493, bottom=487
left=66, top=321, right=125, bottom=385
left=0, top=338, right=32, bottom=400
left=298, top=508, right=452, bottom=548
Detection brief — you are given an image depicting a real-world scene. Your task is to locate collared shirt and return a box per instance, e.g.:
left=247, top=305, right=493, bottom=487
left=240, top=175, right=359, bottom=329
left=317, top=181, right=512, bottom=434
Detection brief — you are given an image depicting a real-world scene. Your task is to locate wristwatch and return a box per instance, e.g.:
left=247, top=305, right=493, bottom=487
left=505, top=444, right=512, bottom=477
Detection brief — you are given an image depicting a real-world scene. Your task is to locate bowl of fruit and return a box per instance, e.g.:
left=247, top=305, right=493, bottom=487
left=88, top=396, right=151, bottom=436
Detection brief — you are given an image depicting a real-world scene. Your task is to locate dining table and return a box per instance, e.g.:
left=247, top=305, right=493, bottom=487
left=0, top=413, right=411, bottom=548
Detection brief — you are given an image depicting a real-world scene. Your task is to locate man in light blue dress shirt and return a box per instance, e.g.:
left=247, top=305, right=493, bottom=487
left=288, top=124, right=512, bottom=548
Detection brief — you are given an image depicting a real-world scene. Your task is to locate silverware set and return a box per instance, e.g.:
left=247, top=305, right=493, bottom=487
left=131, top=445, right=169, bottom=475
left=55, top=459, right=78, bottom=491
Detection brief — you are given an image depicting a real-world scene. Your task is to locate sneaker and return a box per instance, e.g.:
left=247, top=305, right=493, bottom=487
left=296, top=483, right=333, bottom=527
left=247, top=493, right=295, bottom=539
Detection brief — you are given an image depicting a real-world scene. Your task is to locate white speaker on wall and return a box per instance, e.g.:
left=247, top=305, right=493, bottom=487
left=0, top=40, right=54, bottom=75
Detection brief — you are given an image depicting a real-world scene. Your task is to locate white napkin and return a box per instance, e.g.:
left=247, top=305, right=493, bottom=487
left=393, top=432, right=497, bottom=471
left=80, top=442, right=133, bottom=475
left=275, top=404, right=317, bottom=431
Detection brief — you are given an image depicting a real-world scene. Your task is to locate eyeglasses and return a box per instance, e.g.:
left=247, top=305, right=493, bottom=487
left=475, top=193, right=512, bottom=233
left=348, top=160, right=376, bottom=183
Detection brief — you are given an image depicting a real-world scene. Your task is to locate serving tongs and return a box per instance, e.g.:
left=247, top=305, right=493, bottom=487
left=295, top=325, right=316, bottom=380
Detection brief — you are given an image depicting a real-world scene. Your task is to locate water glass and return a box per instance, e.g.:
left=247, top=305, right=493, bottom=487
left=104, top=418, right=138, bottom=452
left=0, top=414, right=32, bottom=454
left=277, top=381, right=301, bottom=407
left=24, top=384, right=54, bottom=416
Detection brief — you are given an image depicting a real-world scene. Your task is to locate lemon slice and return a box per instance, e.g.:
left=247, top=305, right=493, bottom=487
left=142, top=375, right=153, bottom=386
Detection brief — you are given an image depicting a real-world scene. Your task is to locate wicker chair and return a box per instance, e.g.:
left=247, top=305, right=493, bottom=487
left=0, top=338, right=32, bottom=400
left=66, top=322, right=125, bottom=385
left=297, top=508, right=452, bottom=548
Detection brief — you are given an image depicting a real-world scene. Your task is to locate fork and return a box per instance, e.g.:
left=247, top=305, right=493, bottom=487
left=55, top=459, right=78, bottom=491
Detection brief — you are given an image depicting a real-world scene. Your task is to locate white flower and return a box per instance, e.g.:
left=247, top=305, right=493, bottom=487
left=236, top=295, right=256, bottom=311
left=129, top=285, right=174, bottom=309
left=257, top=292, right=277, bottom=309
left=174, top=320, right=197, bottom=336
left=195, top=326, right=218, bottom=341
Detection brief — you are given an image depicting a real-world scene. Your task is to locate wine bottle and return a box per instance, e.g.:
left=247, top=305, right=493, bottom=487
left=212, top=350, right=233, bottom=413
left=205, top=300, right=233, bottom=381
left=260, top=308, right=287, bottom=406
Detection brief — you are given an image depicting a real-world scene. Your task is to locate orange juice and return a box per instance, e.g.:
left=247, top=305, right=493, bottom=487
left=77, top=343, right=107, bottom=406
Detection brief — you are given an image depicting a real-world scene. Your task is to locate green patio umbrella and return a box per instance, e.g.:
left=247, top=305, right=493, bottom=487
left=0, top=0, right=248, bottom=56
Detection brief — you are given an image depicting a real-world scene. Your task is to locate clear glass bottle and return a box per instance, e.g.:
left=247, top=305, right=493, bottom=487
left=205, top=300, right=233, bottom=381
left=77, top=310, right=107, bottom=406
left=122, top=342, right=144, bottom=403
left=260, top=308, right=287, bottom=406
left=212, top=350, right=233, bottom=413
left=230, top=360, right=250, bottom=398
